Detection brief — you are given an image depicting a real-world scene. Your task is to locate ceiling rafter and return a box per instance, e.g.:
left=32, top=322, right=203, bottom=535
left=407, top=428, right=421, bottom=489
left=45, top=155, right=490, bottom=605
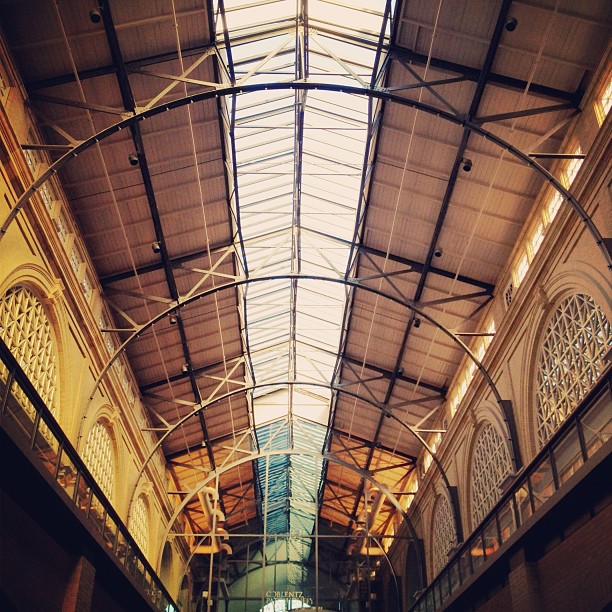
left=342, top=0, right=516, bottom=540
left=96, top=0, right=222, bottom=488
left=389, top=44, right=580, bottom=104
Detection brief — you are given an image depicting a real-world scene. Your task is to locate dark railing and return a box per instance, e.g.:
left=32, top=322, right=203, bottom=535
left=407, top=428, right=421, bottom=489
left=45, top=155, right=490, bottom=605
left=411, top=369, right=611, bottom=612
left=0, top=338, right=178, bottom=612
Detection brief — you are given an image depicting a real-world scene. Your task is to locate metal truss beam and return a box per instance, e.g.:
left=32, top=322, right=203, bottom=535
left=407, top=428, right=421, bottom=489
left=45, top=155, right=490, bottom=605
left=390, top=44, right=578, bottom=104
left=310, top=227, right=495, bottom=293
left=99, top=240, right=236, bottom=285
left=475, top=102, right=575, bottom=125
left=3, top=83, right=606, bottom=268
left=4, top=81, right=608, bottom=534
left=329, top=428, right=418, bottom=464
left=25, top=40, right=218, bottom=92
left=28, top=92, right=127, bottom=116
left=139, top=355, right=244, bottom=392
left=82, top=274, right=515, bottom=469
left=97, top=0, right=220, bottom=484
left=344, top=0, right=514, bottom=546
left=160, top=447, right=427, bottom=591
left=126, top=378, right=461, bottom=569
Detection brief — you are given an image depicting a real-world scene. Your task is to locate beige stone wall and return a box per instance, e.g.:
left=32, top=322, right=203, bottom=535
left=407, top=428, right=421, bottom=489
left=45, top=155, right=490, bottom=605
left=390, top=49, right=612, bottom=594
left=0, top=36, right=186, bottom=600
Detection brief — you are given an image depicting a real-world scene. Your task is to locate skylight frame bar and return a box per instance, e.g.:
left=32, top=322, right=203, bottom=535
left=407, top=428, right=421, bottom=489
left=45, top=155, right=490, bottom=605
left=213, top=0, right=395, bottom=565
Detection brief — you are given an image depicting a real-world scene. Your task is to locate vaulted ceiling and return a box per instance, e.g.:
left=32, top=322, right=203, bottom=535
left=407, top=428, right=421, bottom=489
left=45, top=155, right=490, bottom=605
left=1, top=0, right=609, bottom=593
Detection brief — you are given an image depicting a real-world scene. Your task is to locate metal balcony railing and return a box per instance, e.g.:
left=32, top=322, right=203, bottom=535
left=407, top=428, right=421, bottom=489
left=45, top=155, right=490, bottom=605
left=411, top=369, right=611, bottom=612
left=0, top=337, right=179, bottom=612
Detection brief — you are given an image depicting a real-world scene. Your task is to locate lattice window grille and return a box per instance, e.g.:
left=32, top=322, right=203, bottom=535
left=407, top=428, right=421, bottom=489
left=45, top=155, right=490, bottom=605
left=106, top=333, right=115, bottom=356
left=431, top=495, right=456, bottom=576
left=53, top=210, right=70, bottom=244
left=130, top=494, right=149, bottom=555
left=504, top=282, right=514, bottom=309
left=0, top=70, right=8, bottom=100
left=530, top=222, right=545, bottom=257
left=69, top=246, right=82, bottom=276
left=565, top=149, right=583, bottom=187
left=546, top=191, right=564, bottom=223
left=597, top=75, right=612, bottom=124
left=83, top=420, right=114, bottom=502
left=537, top=294, right=611, bottom=447
left=514, top=252, right=529, bottom=287
left=39, top=183, right=54, bottom=211
left=470, top=424, right=512, bottom=527
left=80, top=273, right=93, bottom=301
left=0, top=286, right=57, bottom=416
left=24, top=148, right=39, bottom=175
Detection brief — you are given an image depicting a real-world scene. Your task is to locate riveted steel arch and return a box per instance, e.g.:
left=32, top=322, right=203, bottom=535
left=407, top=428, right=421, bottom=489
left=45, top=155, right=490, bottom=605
left=158, top=447, right=428, bottom=592
left=127, top=378, right=457, bottom=550
left=87, top=273, right=522, bottom=473
left=1, top=81, right=609, bottom=270
left=132, top=379, right=452, bottom=494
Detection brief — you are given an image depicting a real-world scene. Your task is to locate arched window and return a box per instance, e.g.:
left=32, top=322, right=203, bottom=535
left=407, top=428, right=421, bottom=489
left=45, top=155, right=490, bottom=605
left=536, top=294, right=611, bottom=447
left=83, top=420, right=115, bottom=502
left=431, top=495, right=456, bottom=577
left=470, top=423, right=512, bottom=527
left=0, top=286, right=57, bottom=414
left=130, top=493, right=150, bottom=556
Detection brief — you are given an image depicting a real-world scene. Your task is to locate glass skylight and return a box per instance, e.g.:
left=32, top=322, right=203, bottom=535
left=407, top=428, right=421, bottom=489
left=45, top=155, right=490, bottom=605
left=213, top=0, right=394, bottom=567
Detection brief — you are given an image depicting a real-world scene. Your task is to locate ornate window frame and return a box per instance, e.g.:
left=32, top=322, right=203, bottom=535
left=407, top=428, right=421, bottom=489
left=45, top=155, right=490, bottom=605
left=0, top=284, right=58, bottom=417
left=130, top=493, right=150, bottom=556
left=469, top=421, right=512, bottom=529
left=535, top=293, right=611, bottom=448
left=82, top=418, right=116, bottom=503
left=430, top=493, right=456, bottom=578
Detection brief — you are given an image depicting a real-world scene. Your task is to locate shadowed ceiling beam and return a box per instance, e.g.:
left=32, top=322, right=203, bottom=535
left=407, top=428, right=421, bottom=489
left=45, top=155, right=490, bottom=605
left=99, top=240, right=235, bottom=284
left=310, top=227, right=495, bottom=293
left=390, top=44, right=579, bottom=103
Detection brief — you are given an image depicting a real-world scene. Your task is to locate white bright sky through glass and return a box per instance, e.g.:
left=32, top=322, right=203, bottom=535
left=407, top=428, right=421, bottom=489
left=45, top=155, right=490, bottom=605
left=211, top=0, right=392, bottom=565
left=215, top=0, right=391, bottom=431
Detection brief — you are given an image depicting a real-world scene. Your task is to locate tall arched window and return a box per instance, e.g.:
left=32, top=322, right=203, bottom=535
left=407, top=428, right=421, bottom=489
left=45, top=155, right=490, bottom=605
left=0, top=285, right=57, bottom=415
left=536, top=293, right=611, bottom=447
left=130, top=493, right=150, bottom=556
left=431, top=495, right=456, bottom=577
left=83, top=420, right=115, bottom=502
left=470, top=423, right=512, bottom=527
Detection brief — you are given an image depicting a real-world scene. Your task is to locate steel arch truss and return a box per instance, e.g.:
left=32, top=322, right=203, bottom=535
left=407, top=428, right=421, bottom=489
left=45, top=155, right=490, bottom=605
left=3, top=81, right=609, bottom=267
left=160, top=446, right=428, bottom=596
left=2, top=78, right=609, bottom=594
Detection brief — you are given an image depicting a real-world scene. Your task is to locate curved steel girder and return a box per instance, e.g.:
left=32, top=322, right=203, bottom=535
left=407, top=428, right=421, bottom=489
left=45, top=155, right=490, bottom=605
left=137, top=379, right=447, bottom=484
left=160, top=447, right=427, bottom=592
left=89, top=272, right=521, bottom=475
left=1, top=81, right=609, bottom=270
left=131, top=377, right=458, bottom=552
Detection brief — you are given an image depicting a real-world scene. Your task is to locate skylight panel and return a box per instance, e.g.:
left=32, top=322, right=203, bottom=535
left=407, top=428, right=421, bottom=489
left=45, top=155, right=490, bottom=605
left=297, top=281, right=345, bottom=305
left=305, top=96, right=369, bottom=127
left=215, top=0, right=392, bottom=563
left=240, top=216, right=292, bottom=239
left=311, top=32, right=379, bottom=70
left=253, top=389, right=291, bottom=425
left=233, top=127, right=291, bottom=153
left=301, top=187, right=358, bottom=215
left=237, top=171, right=292, bottom=194
left=235, top=89, right=292, bottom=111
left=216, top=1, right=294, bottom=39
left=309, top=0, right=388, bottom=39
